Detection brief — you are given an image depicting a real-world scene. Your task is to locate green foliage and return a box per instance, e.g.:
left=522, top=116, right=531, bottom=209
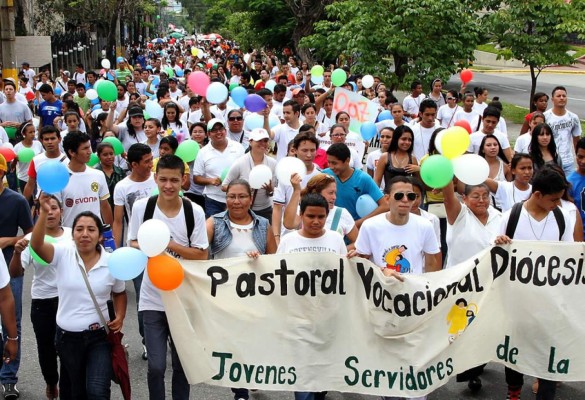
left=301, top=0, right=484, bottom=89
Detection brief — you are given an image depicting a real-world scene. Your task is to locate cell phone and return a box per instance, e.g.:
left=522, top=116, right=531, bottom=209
left=107, top=299, right=116, bottom=321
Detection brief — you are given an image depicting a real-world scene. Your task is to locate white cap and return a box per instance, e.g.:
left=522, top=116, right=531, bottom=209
left=249, top=128, right=269, bottom=141
left=207, top=118, right=225, bottom=131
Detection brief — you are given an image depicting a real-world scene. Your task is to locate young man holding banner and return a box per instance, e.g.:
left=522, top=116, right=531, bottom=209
left=494, top=166, right=573, bottom=400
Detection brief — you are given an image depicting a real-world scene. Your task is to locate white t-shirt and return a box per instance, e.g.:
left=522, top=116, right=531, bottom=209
left=169, top=88, right=183, bottom=101
left=57, top=167, right=110, bottom=227
left=116, top=123, right=147, bottom=151
left=316, top=109, right=332, bottom=131
left=366, top=149, right=385, bottom=189
left=412, top=121, right=441, bottom=161
left=127, top=197, right=208, bottom=312
left=215, top=221, right=257, bottom=259
left=187, top=109, right=204, bottom=125
left=453, top=109, right=480, bottom=127
left=355, top=213, right=440, bottom=274
left=21, top=228, right=73, bottom=299
left=514, top=133, right=531, bottom=154
left=472, top=101, right=487, bottom=115
left=14, top=140, right=43, bottom=181
left=419, top=209, right=441, bottom=247
left=272, top=123, right=300, bottom=160
left=474, top=116, right=508, bottom=136
left=192, top=139, right=245, bottom=202
left=468, top=130, right=510, bottom=154
left=164, top=121, right=189, bottom=142
left=326, top=206, right=356, bottom=238
left=0, top=127, right=8, bottom=145
left=403, top=94, right=426, bottom=117
left=544, top=109, right=582, bottom=172
left=0, top=253, right=11, bottom=289
left=51, top=243, right=125, bottom=332
left=499, top=204, right=573, bottom=242
left=277, top=230, right=347, bottom=255
left=437, top=104, right=459, bottom=128
left=445, top=204, right=501, bottom=268
left=113, top=174, right=156, bottom=218
left=223, top=153, right=277, bottom=211
left=494, top=181, right=531, bottom=213
left=28, top=152, right=69, bottom=198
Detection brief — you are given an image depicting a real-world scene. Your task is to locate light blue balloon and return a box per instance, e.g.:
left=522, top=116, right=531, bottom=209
left=37, top=161, right=69, bottom=194
left=145, top=99, right=163, bottom=120
left=312, top=76, right=324, bottom=85
left=231, top=86, right=247, bottom=108
left=378, top=110, right=393, bottom=121
left=206, top=82, right=228, bottom=104
left=269, top=114, right=280, bottom=129
left=108, top=247, right=147, bottom=280
left=151, top=76, right=160, bottom=87
left=356, top=194, right=378, bottom=218
left=350, top=82, right=357, bottom=92
left=176, top=69, right=184, bottom=77
left=245, top=113, right=264, bottom=131
left=54, top=87, right=62, bottom=95
left=360, top=122, right=378, bottom=141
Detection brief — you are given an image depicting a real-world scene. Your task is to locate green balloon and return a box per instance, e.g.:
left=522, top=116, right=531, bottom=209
left=175, top=140, right=200, bottom=163
left=29, top=235, right=57, bottom=266
left=165, top=67, right=174, bottom=78
left=220, top=167, right=229, bottom=182
left=5, top=127, right=17, bottom=139
left=229, top=83, right=238, bottom=92
left=17, top=148, right=35, bottom=163
left=102, top=137, right=124, bottom=155
left=87, top=153, right=100, bottom=167
left=420, top=155, right=454, bottom=189
left=310, top=65, right=324, bottom=77
left=143, top=111, right=151, bottom=120
left=96, top=80, right=118, bottom=102
left=331, top=68, right=347, bottom=87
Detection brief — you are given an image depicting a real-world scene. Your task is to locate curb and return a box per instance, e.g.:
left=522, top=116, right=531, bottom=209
left=470, top=67, right=585, bottom=75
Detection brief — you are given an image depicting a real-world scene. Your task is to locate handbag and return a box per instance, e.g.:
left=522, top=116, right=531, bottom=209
left=77, top=257, right=131, bottom=400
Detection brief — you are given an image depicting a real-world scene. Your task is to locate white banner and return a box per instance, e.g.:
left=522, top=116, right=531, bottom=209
left=161, top=242, right=585, bottom=397
left=331, top=87, right=379, bottom=133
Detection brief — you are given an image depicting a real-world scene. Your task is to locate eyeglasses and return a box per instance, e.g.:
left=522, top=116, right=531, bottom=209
left=210, top=127, right=226, bottom=134
left=467, top=195, right=490, bottom=202
left=331, top=133, right=346, bottom=138
left=228, top=116, right=243, bottom=121
left=227, top=194, right=250, bottom=201
left=393, top=192, right=417, bottom=201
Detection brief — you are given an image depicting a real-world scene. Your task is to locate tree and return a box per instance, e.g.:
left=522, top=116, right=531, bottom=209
left=301, top=0, right=484, bottom=89
left=483, top=0, right=585, bottom=109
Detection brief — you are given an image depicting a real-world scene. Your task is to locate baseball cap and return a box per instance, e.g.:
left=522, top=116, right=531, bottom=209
left=116, top=57, right=125, bottom=64
left=63, top=70, right=71, bottom=77
left=207, top=118, right=225, bottom=131
left=292, top=88, right=305, bottom=96
left=0, top=153, right=7, bottom=173
left=249, top=128, right=269, bottom=142
left=128, top=107, right=144, bottom=118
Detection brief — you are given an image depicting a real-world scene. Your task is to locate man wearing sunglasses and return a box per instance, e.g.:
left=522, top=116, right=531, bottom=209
left=351, top=176, right=442, bottom=282
left=225, top=110, right=248, bottom=149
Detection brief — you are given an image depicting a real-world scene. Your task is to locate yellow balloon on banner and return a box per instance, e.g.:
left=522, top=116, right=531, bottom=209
left=441, top=127, right=470, bottom=159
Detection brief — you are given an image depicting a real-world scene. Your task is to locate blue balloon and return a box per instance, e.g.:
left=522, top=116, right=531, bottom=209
left=151, top=76, right=160, bottom=87
left=244, top=94, right=267, bottom=112
left=231, top=87, right=248, bottom=108
left=91, top=98, right=99, bottom=105
left=245, top=114, right=264, bottom=131
left=349, top=82, right=357, bottom=92
left=54, top=87, right=62, bottom=96
left=360, top=122, right=378, bottom=141
left=176, top=69, right=184, bottom=77
left=356, top=194, right=378, bottom=218
left=378, top=110, right=393, bottom=121
left=37, top=161, right=69, bottom=194
left=269, top=114, right=280, bottom=129
left=312, top=76, right=324, bottom=85
left=108, top=247, right=147, bottom=280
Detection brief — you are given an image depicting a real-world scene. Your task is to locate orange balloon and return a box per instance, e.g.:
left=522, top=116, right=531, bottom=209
left=147, top=254, right=184, bottom=291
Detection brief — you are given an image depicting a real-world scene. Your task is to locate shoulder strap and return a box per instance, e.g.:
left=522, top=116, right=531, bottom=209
left=330, top=207, right=343, bottom=232
left=552, top=207, right=566, bottom=241
left=505, top=201, right=524, bottom=239
left=76, top=253, right=110, bottom=333
left=476, top=116, right=482, bottom=132
left=182, top=197, right=194, bottom=247
left=143, top=195, right=158, bottom=222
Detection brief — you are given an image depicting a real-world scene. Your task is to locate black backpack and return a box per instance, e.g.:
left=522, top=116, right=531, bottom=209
left=142, top=195, right=195, bottom=246
left=505, top=201, right=565, bottom=240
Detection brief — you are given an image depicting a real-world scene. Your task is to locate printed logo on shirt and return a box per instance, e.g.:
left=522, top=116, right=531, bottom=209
left=91, top=182, right=99, bottom=192
left=383, top=245, right=411, bottom=273
left=65, top=197, right=98, bottom=207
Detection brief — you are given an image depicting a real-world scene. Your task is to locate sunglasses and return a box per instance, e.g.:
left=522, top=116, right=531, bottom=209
left=228, top=116, right=243, bottom=121
left=393, top=192, right=417, bottom=201
left=447, top=97, right=456, bottom=100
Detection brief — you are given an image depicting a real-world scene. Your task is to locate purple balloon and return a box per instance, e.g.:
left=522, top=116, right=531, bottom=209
left=244, top=94, right=267, bottom=112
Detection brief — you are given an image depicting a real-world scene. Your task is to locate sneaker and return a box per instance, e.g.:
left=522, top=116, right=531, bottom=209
left=506, top=386, right=521, bottom=400
left=468, top=377, right=482, bottom=392
left=2, top=383, right=19, bottom=399
left=142, top=344, right=148, bottom=360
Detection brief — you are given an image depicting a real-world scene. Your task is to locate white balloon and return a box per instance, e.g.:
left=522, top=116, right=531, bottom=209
left=362, top=74, right=374, bottom=89
left=434, top=129, right=447, bottom=155
left=86, top=89, right=98, bottom=101
left=101, top=59, right=111, bottom=69
left=1, top=142, right=14, bottom=150
left=145, top=99, right=164, bottom=120
left=265, top=80, right=276, bottom=93
left=249, top=165, right=273, bottom=189
left=276, top=157, right=307, bottom=186
left=452, top=154, right=490, bottom=185
left=137, top=219, right=170, bottom=257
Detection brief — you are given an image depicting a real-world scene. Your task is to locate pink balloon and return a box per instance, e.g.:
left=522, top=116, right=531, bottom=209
left=188, top=71, right=210, bottom=96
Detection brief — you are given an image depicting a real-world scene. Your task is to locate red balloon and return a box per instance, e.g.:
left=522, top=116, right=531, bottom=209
left=460, top=69, right=473, bottom=84
left=0, top=147, right=16, bottom=162
left=206, top=62, right=212, bottom=69
left=454, top=119, right=472, bottom=134
left=25, top=91, right=35, bottom=101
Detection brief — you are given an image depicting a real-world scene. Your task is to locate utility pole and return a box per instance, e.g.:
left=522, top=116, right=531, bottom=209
left=0, top=0, right=17, bottom=82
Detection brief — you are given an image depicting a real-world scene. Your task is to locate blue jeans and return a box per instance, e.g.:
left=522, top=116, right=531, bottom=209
left=0, top=276, right=23, bottom=384
left=143, top=310, right=189, bottom=400
left=133, top=272, right=144, bottom=341
left=294, top=392, right=326, bottom=400
left=204, top=196, right=226, bottom=219
left=55, top=327, right=112, bottom=399
left=31, top=297, right=59, bottom=385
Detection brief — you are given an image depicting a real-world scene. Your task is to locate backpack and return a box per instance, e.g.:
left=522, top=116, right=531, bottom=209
left=505, top=201, right=565, bottom=240
left=142, top=195, right=195, bottom=246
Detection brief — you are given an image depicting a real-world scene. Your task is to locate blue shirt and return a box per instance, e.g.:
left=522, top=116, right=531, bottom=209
left=38, top=99, right=63, bottom=128
left=568, top=171, right=585, bottom=236
left=322, top=168, right=383, bottom=220
left=0, top=188, right=33, bottom=263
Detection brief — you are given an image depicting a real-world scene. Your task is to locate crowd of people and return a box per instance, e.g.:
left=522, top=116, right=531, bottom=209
left=0, top=36, right=583, bottom=400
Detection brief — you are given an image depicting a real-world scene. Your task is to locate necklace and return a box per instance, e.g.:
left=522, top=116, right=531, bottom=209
left=527, top=212, right=548, bottom=240
left=392, top=152, right=408, bottom=168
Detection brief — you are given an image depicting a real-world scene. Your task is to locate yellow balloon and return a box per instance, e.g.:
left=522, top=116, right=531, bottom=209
left=191, top=48, right=197, bottom=56
left=441, top=127, right=470, bottom=159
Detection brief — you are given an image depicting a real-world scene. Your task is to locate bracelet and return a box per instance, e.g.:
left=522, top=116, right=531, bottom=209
left=274, top=234, right=280, bottom=237
left=6, top=336, right=18, bottom=341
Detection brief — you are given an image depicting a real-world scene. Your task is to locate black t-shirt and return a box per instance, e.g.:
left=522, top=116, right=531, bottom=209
left=0, top=189, right=33, bottom=263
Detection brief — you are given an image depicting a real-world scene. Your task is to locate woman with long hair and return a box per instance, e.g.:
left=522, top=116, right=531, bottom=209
left=94, top=142, right=126, bottom=212
left=529, top=123, right=561, bottom=174
left=374, top=125, right=419, bottom=187
left=143, top=118, right=162, bottom=158
left=514, top=111, right=545, bottom=154
left=485, top=153, right=533, bottom=212
left=161, top=102, right=188, bottom=142
left=106, top=104, right=147, bottom=151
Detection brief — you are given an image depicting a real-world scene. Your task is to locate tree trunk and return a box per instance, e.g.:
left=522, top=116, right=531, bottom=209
left=529, top=65, right=537, bottom=111
left=285, top=0, right=334, bottom=64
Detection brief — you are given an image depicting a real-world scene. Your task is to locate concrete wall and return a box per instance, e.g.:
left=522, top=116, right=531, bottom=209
left=15, top=36, right=52, bottom=71
left=473, top=50, right=525, bottom=68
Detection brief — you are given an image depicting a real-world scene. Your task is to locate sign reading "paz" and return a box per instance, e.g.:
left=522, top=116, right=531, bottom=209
left=161, top=242, right=585, bottom=397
